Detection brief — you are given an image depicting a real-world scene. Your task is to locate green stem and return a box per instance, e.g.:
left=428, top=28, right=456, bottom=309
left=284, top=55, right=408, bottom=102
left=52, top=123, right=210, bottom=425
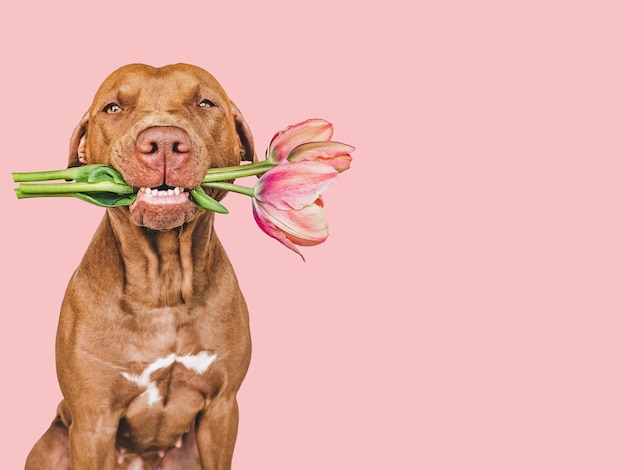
left=13, top=167, right=82, bottom=182
left=202, top=160, right=274, bottom=183
left=12, top=164, right=126, bottom=184
left=205, top=159, right=272, bottom=173
left=15, top=181, right=135, bottom=196
left=203, top=182, right=255, bottom=198
left=14, top=190, right=81, bottom=200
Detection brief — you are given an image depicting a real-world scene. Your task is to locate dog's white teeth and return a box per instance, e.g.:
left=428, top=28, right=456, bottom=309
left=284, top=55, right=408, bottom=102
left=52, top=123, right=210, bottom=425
left=139, top=187, right=187, bottom=200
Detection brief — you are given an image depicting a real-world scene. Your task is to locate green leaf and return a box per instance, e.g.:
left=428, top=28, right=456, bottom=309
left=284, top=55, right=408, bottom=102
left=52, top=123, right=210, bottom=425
left=189, top=187, right=229, bottom=214
left=76, top=165, right=127, bottom=184
left=74, top=192, right=137, bottom=207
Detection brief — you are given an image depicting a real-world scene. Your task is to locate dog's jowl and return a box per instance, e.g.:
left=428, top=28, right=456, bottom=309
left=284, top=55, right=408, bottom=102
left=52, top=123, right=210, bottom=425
left=25, top=64, right=254, bottom=470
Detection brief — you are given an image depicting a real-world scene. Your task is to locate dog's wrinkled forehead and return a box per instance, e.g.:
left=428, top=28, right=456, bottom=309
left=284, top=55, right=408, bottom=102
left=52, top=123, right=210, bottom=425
left=89, top=63, right=230, bottom=116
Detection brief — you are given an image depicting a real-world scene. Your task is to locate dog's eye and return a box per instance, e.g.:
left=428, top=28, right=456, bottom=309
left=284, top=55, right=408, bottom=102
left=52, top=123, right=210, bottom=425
left=103, top=103, right=122, bottom=114
left=198, top=99, right=215, bottom=108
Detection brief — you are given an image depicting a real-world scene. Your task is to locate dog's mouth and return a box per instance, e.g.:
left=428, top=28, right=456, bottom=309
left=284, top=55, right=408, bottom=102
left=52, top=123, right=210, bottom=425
left=128, top=183, right=200, bottom=230
left=135, top=184, right=191, bottom=205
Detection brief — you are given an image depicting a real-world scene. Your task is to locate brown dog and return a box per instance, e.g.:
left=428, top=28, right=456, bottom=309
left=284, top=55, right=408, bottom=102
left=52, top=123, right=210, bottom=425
left=25, top=64, right=255, bottom=469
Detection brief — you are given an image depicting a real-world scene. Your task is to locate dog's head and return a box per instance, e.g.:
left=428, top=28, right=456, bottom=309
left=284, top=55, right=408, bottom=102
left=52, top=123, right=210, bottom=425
left=69, top=63, right=255, bottom=231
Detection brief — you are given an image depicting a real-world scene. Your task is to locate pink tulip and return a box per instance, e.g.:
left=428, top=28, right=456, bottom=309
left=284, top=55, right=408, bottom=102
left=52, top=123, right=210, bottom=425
left=266, top=119, right=334, bottom=164
left=252, top=161, right=338, bottom=259
left=289, top=141, right=354, bottom=173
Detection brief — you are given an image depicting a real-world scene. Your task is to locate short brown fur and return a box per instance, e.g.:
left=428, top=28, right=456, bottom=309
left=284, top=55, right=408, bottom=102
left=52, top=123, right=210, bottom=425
left=25, top=64, right=254, bottom=470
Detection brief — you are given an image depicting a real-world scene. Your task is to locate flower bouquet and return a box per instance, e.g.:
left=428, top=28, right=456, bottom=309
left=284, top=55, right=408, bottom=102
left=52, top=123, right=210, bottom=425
left=13, top=119, right=354, bottom=259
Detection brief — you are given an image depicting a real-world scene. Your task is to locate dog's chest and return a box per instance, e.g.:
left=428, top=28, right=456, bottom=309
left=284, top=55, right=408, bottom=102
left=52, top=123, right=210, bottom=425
left=114, top=302, right=224, bottom=408
left=117, top=350, right=218, bottom=451
left=122, top=351, right=217, bottom=406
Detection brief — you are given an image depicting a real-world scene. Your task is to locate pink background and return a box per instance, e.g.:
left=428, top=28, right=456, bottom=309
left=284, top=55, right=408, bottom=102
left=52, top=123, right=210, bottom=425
left=2, top=0, right=625, bottom=468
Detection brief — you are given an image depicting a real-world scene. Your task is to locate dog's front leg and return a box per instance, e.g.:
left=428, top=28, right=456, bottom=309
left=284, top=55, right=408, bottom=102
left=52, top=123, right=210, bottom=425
left=196, top=394, right=241, bottom=470
left=67, top=411, right=120, bottom=469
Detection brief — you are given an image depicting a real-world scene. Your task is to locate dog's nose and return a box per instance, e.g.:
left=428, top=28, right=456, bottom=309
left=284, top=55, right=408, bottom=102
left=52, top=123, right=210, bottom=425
left=135, top=127, right=192, bottom=172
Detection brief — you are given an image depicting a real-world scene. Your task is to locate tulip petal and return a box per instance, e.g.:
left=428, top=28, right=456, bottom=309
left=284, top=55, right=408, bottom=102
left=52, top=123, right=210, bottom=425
left=252, top=198, right=329, bottom=260
left=252, top=199, right=305, bottom=259
left=254, top=161, right=338, bottom=211
left=288, top=141, right=355, bottom=172
left=281, top=202, right=329, bottom=246
left=266, top=119, right=333, bottom=164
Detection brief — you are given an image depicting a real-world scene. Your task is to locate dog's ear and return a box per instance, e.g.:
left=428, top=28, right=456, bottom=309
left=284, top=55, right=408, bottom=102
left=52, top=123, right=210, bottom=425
left=230, top=101, right=256, bottom=163
left=68, top=111, right=89, bottom=168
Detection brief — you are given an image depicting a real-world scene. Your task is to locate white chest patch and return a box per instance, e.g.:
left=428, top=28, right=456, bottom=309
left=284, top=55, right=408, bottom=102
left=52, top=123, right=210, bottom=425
left=122, top=351, right=217, bottom=405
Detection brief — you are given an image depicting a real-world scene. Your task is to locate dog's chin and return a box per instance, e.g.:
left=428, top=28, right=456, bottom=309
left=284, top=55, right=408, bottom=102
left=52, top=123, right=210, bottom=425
left=128, top=188, right=199, bottom=231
